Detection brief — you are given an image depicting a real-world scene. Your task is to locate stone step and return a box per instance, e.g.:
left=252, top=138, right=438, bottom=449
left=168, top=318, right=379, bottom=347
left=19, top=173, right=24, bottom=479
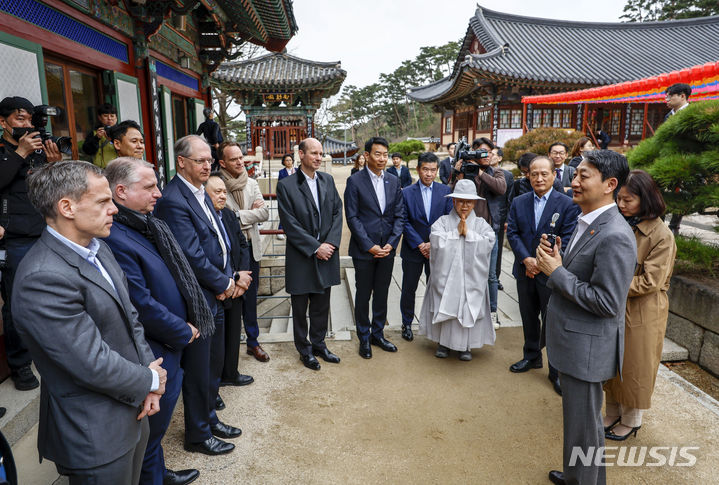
left=0, top=364, right=40, bottom=447
left=662, top=337, right=689, bottom=362
left=269, top=317, right=289, bottom=334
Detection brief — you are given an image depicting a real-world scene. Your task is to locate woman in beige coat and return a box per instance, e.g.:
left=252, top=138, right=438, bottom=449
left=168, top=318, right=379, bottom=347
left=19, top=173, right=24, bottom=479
left=603, top=170, right=677, bottom=440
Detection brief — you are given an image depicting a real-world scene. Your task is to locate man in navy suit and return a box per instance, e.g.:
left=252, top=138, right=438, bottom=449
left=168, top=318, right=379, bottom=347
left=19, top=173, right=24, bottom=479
left=345, top=137, right=405, bottom=358
left=386, top=152, right=412, bottom=188
left=399, top=152, right=452, bottom=341
left=439, top=142, right=455, bottom=184
left=154, top=135, right=244, bottom=457
left=506, top=156, right=580, bottom=395
left=104, top=157, right=201, bottom=485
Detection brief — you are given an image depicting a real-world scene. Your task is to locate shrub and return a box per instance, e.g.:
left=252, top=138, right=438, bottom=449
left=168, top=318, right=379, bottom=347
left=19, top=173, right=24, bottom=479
left=389, top=139, right=425, bottom=161
left=674, top=235, right=719, bottom=277
left=502, top=127, right=585, bottom=162
left=627, top=100, right=719, bottom=217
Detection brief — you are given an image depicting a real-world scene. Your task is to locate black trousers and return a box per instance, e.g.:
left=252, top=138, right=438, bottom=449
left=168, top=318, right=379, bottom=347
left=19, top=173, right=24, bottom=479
left=291, top=288, right=331, bottom=356
left=241, top=248, right=261, bottom=348
left=400, top=257, right=430, bottom=327
left=516, top=273, right=557, bottom=378
left=1, top=237, right=36, bottom=370
left=222, top=297, right=244, bottom=381
left=352, top=257, right=394, bottom=343
left=181, top=307, right=224, bottom=442
left=496, top=226, right=506, bottom=281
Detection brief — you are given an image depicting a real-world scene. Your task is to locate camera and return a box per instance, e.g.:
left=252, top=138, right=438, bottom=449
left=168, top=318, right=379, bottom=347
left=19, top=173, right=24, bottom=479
left=30, top=105, right=73, bottom=154
left=454, top=137, right=489, bottom=179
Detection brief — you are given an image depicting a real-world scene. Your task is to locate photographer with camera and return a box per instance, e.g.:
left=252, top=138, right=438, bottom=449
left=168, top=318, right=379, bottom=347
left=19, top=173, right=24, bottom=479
left=0, top=96, right=62, bottom=391
left=451, top=137, right=507, bottom=328
left=80, top=102, right=118, bottom=168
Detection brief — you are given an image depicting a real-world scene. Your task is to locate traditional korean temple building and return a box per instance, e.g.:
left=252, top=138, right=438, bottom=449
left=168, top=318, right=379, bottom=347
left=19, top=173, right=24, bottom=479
left=408, top=5, right=719, bottom=148
left=211, top=52, right=347, bottom=158
left=0, top=0, right=296, bottom=180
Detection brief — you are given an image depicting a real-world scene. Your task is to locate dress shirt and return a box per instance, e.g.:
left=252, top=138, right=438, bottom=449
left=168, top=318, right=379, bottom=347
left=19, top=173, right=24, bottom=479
left=668, top=102, right=689, bottom=117
left=533, top=187, right=553, bottom=230
left=176, top=173, right=228, bottom=268
left=46, top=225, right=159, bottom=392
left=565, top=202, right=616, bottom=254
left=368, top=169, right=386, bottom=213
left=300, top=168, right=320, bottom=218
left=420, top=182, right=433, bottom=221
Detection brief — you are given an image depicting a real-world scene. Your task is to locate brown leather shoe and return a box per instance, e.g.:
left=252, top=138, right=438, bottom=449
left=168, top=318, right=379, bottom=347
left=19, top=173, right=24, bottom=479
left=247, top=345, right=270, bottom=362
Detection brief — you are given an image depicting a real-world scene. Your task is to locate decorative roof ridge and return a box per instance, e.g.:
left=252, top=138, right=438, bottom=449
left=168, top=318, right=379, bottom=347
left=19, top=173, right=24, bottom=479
left=218, top=51, right=342, bottom=69
left=476, top=3, right=719, bottom=29
left=407, top=76, right=452, bottom=93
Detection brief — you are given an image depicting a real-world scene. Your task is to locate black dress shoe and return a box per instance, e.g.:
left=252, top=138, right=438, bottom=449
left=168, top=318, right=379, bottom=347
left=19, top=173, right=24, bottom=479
left=211, top=421, right=242, bottom=439
left=548, top=470, right=566, bottom=485
left=11, top=365, right=39, bottom=391
left=497, top=281, right=504, bottom=291
left=370, top=336, right=398, bottom=352
left=0, top=407, right=5, bottom=419
left=606, top=425, right=641, bottom=441
left=313, top=347, right=340, bottom=363
left=164, top=468, right=199, bottom=485
left=359, top=342, right=372, bottom=359
left=401, top=325, right=413, bottom=341
left=548, top=375, right=562, bottom=396
left=300, top=354, right=321, bottom=370
left=215, top=395, right=225, bottom=411
left=509, top=358, right=543, bottom=373
left=220, top=374, right=254, bottom=387
left=184, top=436, right=235, bottom=455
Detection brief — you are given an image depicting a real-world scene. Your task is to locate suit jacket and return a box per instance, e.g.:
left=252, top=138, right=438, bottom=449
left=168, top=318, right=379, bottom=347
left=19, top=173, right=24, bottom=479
left=277, top=170, right=343, bottom=294
left=439, top=157, right=453, bottom=184
left=486, top=168, right=514, bottom=231
left=12, top=229, right=155, bottom=469
left=556, top=164, right=576, bottom=188
left=400, top=181, right=452, bottom=262
left=506, top=188, right=580, bottom=284
left=219, top=207, right=250, bottom=275
left=545, top=206, right=636, bottom=382
left=345, top=168, right=405, bottom=260
left=278, top=167, right=295, bottom=181
left=104, top=221, right=194, bottom=358
left=386, top=165, right=412, bottom=188
left=154, top=175, right=231, bottom=312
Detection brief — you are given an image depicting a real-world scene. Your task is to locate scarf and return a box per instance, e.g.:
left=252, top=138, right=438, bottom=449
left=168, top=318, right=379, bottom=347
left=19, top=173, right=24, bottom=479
left=220, top=167, right=248, bottom=210
left=114, top=204, right=215, bottom=337
left=624, top=215, right=641, bottom=228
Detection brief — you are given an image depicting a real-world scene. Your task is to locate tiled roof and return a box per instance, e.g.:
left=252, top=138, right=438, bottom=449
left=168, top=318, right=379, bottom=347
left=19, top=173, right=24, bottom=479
left=408, top=5, right=719, bottom=103
left=212, top=52, right=346, bottom=94
left=323, top=136, right=358, bottom=157
left=216, top=0, right=298, bottom=52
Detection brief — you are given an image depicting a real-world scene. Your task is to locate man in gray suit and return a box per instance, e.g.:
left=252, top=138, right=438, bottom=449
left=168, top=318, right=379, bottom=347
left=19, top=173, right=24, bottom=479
left=277, top=138, right=343, bottom=370
left=537, top=150, right=636, bottom=485
left=13, top=161, right=167, bottom=484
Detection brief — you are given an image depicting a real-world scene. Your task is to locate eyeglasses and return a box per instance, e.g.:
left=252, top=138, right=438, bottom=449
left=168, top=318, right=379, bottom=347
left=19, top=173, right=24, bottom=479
left=181, top=156, right=213, bottom=165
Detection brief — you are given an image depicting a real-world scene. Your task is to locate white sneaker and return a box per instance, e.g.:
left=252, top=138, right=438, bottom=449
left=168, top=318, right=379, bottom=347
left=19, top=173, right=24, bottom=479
left=491, top=312, right=499, bottom=330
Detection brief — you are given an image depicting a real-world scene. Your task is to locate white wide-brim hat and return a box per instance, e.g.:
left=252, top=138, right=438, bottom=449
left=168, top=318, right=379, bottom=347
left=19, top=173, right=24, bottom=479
left=445, top=179, right=484, bottom=200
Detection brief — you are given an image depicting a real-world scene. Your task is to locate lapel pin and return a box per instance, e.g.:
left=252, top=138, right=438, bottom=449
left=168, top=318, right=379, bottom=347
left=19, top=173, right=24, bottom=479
left=590, top=230, right=595, bottom=235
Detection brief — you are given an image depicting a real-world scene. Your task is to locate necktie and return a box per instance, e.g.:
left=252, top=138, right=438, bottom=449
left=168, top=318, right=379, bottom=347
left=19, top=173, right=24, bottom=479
left=555, top=168, right=561, bottom=179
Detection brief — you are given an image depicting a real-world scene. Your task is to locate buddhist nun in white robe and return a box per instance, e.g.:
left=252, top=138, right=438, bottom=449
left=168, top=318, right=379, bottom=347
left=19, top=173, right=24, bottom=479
left=419, top=179, right=496, bottom=361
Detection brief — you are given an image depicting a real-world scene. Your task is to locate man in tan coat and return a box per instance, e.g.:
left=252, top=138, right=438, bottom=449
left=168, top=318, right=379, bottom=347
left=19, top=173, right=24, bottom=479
left=218, top=142, right=270, bottom=364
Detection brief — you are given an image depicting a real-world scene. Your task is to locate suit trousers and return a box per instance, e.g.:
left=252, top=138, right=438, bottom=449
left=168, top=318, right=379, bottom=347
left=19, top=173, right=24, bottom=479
left=352, top=257, right=395, bottom=343
left=57, top=417, right=149, bottom=485
left=400, top=257, right=430, bottom=327
left=560, top=372, right=606, bottom=485
left=291, top=288, right=331, bottom=356
left=241, top=246, right=261, bottom=348
left=1, top=237, right=36, bottom=369
left=488, top=232, right=499, bottom=312
left=516, top=274, right=557, bottom=378
left=141, top=359, right=182, bottom=485
left=222, top=297, right=244, bottom=381
left=181, top=308, right=224, bottom=442
left=495, top=226, right=506, bottom=281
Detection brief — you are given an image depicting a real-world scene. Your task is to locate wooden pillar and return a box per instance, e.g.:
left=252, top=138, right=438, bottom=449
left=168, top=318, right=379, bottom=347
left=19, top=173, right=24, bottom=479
left=641, top=102, right=649, bottom=140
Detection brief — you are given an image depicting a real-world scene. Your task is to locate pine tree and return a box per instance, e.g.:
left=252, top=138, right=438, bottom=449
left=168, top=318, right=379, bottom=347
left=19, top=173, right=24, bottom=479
left=627, top=101, right=719, bottom=216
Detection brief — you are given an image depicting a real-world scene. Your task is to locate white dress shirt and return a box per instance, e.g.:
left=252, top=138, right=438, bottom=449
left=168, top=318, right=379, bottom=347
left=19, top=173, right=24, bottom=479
left=300, top=168, right=320, bottom=218
left=177, top=173, right=228, bottom=268
left=565, top=202, right=616, bottom=254
left=46, top=225, right=159, bottom=391
left=368, top=169, right=386, bottom=213
left=420, top=182, right=433, bottom=220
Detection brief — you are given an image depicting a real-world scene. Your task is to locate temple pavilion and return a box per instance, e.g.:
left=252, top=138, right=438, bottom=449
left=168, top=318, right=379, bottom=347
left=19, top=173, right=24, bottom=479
left=212, top=52, right=350, bottom=158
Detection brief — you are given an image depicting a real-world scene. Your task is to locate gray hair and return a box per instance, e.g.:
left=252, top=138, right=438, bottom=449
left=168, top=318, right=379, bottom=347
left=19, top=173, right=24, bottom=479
left=175, top=135, right=208, bottom=160
left=27, top=161, right=103, bottom=220
left=105, top=157, right=154, bottom=193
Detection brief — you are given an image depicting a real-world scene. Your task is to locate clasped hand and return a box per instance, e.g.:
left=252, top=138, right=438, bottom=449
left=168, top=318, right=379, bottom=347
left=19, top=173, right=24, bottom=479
left=138, top=357, right=166, bottom=420
left=316, top=242, right=335, bottom=261
left=535, top=234, right=563, bottom=276
left=369, top=244, right=392, bottom=258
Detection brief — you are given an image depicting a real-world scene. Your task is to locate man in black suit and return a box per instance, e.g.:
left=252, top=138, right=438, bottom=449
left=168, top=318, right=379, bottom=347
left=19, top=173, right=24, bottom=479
left=548, top=142, right=575, bottom=192
left=204, top=174, right=253, bottom=390
left=277, top=138, right=343, bottom=370
left=345, top=137, right=405, bottom=359
left=663, top=83, right=691, bottom=235
left=439, top=142, right=455, bottom=184
left=386, top=152, right=412, bottom=188
left=154, top=135, right=244, bottom=456
left=506, top=156, right=580, bottom=395
left=490, top=147, right=514, bottom=291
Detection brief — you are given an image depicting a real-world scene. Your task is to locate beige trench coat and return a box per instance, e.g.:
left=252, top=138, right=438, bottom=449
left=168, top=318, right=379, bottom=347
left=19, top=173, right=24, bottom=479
left=604, top=217, right=677, bottom=409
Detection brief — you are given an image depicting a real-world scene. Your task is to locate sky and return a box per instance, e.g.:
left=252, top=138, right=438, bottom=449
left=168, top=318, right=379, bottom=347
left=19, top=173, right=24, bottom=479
left=285, top=0, right=629, bottom=89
